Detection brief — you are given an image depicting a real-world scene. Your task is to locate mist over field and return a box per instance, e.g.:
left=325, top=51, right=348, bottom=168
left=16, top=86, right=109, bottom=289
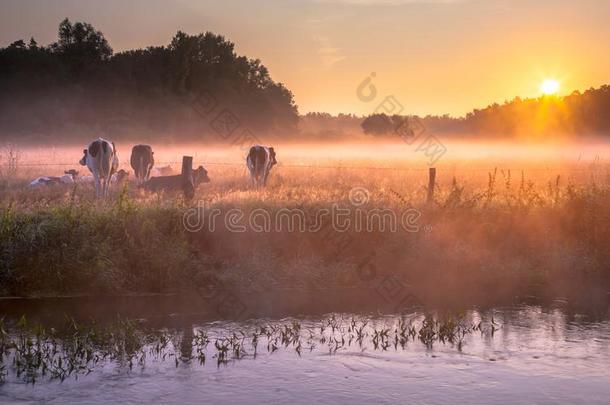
left=8, top=137, right=610, bottom=178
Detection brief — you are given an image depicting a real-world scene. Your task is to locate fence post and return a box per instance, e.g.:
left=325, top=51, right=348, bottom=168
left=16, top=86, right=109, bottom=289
left=427, top=167, right=436, bottom=204
left=181, top=156, right=194, bottom=199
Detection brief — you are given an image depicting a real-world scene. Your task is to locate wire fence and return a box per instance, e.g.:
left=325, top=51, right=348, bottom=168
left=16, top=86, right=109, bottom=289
left=0, top=158, right=610, bottom=176
left=0, top=161, right=610, bottom=175
left=1, top=160, right=608, bottom=173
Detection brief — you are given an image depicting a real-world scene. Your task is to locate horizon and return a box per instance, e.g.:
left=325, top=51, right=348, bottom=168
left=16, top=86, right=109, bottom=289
left=1, top=0, right=609, bottom=117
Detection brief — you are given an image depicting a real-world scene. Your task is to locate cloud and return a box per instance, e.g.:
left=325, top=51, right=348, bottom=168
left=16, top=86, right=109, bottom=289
left=312, top=35, right=346, bottom=68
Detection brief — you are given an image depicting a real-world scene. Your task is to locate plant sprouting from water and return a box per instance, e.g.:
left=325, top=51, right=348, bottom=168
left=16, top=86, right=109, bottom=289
left=0, top=312, right=503, bottom=384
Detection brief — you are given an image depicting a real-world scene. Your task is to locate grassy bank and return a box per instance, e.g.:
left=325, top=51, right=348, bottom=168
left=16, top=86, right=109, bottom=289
left=0, top=192, right=199, bottom=294
left=1, top=164, right=610, bottom=305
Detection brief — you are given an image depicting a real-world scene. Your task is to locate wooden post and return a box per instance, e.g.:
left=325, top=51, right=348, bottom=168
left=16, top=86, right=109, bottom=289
left=181, top=156, right=194, bottom=199
left=427, top=167, right=436, bottom=204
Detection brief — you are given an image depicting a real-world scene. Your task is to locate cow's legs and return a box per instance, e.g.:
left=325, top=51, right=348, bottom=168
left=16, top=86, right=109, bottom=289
left=93, top=172, right=101, bottom=198
left=248, top=168, right=257, bottom=188
left=262, top=168, right=270, bottom=187
left=103, top=176, right=110, bottom=197
left=256, top=174, right=263, bottom=188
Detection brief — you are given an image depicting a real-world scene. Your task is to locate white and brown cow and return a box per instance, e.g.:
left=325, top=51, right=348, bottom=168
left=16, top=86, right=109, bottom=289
left=150, top=165, right=173, bottom=177
left=130, top=144, right=154, bottom=185
left=29, top=169, right=79, bottom=187
left=79, top=138, right=119, bottom=197
left=142, top=165, right=210, bottom=192
left=246, top=145, right=276, bottom=187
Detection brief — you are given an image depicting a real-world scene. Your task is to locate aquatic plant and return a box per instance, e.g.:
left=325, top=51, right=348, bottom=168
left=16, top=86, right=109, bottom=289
left=0, top=313, right=500, bottom=384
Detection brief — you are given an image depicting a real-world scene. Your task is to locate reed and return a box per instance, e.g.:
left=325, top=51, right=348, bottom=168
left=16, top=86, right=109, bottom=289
left=0, top=313, right=500, bottom=384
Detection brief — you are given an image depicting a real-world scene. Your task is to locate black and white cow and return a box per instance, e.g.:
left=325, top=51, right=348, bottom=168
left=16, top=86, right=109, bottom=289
left=246, top=145, right=276, bottom=187
left=130, top=144, right=154, bottom=185
left=79, top=138, right=119, bottom=198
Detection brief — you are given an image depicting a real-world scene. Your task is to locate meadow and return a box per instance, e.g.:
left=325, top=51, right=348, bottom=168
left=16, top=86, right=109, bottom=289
left=1, top=140, right=609, bottom=307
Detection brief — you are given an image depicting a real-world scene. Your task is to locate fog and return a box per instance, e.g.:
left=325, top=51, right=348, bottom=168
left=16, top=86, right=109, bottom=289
left=9, top=137, right=609, bottom=180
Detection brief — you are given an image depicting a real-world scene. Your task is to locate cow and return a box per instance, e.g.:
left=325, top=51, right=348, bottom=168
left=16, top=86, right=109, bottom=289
left=79, top=138, right=119, bottom=198
left=113, top=169, right=130, bottom=184
left=150, top=165, right=173, bottom=177
left=130, top=144, right=154, bottom=185
left=142, top=165, right=210, bottom=192
left=29, top=169, right=79, bottom=187
left=246, top=145, right=276, bottom=187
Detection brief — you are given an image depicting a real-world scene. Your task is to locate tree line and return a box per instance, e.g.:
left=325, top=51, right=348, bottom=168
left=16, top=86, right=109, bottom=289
left=0, top=19, right=298, bottom=142
left=361, top=86, right=610, bottom=138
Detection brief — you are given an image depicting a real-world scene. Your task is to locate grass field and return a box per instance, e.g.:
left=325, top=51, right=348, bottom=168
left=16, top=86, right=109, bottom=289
left=1, top=141, right=609, bottom=306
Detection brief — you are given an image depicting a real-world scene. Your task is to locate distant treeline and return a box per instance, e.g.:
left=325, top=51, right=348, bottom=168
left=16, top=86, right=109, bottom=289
left=0, top=19, right=298, bottom=142
left=298, top=112, right=363, bottom=139
left=356, top=86, right=610, bottom=138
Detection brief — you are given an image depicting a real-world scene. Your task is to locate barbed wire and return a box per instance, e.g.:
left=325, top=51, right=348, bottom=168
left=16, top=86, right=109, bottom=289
left=1, top=161, right=609, bottom=172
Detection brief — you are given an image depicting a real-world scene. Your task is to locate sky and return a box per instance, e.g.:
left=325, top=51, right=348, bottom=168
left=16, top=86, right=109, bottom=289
left=1, top=0, right=609, bottom=117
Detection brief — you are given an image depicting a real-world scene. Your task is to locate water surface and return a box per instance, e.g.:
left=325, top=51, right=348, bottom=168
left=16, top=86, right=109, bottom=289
left=1, top=299, right=609, bottom=404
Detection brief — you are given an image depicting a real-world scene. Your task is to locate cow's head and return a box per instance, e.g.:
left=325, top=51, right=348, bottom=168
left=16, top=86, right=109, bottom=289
left=269, top=147, right=277, bottom=167
left=64, top=169, right=79, bottom=180
left=79, top=149, right=88, bottom=166
left=115, top=169, right=129, bottom=183
left=194, top=166, right=210, bottom=185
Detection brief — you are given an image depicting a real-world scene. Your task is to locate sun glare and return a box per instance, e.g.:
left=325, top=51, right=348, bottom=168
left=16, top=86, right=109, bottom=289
left=540, top=79, right=560, bottom=95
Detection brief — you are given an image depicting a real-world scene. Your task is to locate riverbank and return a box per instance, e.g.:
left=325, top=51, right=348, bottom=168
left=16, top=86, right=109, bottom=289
left=1, top=168, right=609, bottom=307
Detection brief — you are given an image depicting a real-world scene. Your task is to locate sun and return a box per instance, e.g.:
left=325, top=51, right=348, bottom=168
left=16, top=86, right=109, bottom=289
left=540, top=79, right=560, bottom=95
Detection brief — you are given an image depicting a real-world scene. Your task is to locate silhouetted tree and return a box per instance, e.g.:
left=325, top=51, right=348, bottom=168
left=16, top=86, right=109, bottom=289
left=361, top=113, right=410, bottom=136
left=0, top=19, right=298, bottom=141
left=361, top=113, right=394, bottom=135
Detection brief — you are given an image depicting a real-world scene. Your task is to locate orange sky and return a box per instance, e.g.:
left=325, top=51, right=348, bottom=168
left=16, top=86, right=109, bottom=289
left=1, top=0, right=609, bottom=116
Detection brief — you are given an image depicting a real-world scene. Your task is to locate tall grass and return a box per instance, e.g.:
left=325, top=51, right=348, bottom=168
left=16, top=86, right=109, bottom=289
left=1, top=160, right=609, bottom=303
left=0, top=189, right=200, bottom=295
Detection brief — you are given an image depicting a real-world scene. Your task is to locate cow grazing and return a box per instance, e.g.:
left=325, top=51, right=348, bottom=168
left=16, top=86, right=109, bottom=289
left=246, top=145, right=276, bottom=187
left=142, top=165, right=210, bottom=192
left=29, top=169, right=79, bottom=187
left=130, top=144, right=154, bottom=185
left=113, top=169, right=130, bottom=184
left=79, top=138, right=119, bottom=197
left=150, top=165, right=173, bottom=177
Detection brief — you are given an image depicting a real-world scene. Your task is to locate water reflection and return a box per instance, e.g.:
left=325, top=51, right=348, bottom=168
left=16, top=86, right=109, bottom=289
left=1, top=299, right=609, bottom=403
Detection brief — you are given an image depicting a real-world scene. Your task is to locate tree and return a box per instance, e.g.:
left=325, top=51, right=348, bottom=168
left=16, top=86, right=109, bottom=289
left=51, top=18, right=112, bottom=77
left=361, top=113, right=394, bottom=135
left=0, top=18, right=299, bottom=140
left=7, top=40, right=26, bottom=50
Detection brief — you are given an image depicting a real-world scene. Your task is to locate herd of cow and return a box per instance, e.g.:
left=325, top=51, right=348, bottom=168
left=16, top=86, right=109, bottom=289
left=29, top=138, right=278, bottom=197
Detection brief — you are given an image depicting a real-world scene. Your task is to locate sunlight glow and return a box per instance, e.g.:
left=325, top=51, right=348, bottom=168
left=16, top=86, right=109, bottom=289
left=540, top=79, right=560, bottom=95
